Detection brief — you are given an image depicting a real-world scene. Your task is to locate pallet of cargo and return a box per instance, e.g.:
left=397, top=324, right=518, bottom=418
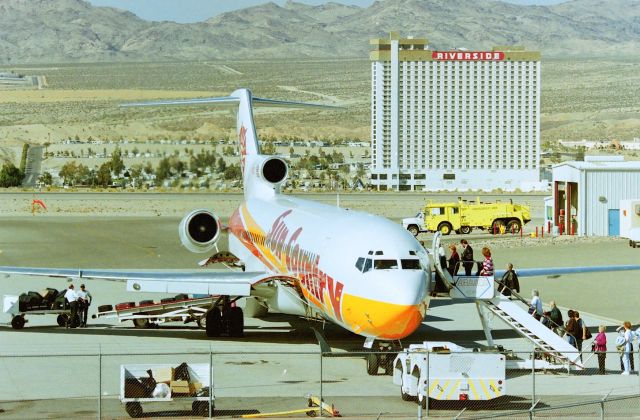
left=93, top=295, right=217, bottom=329
left=3, top=294, right=75, bottom=329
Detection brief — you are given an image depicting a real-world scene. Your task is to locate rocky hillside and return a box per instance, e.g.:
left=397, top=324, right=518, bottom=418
left=1, top=0, right=639, bottom=63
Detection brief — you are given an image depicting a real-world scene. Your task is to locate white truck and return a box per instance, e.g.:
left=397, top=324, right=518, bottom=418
left=393, top=342, right=506, bottom=407
left=620, top=200, right=640, bottom=248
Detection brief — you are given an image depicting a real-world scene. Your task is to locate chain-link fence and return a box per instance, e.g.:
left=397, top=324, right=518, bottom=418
left=1, top=346, right=639, bottom=419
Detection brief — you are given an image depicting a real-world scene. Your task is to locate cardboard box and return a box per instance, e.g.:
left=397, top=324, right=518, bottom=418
left=152, top=367, right=174, bottom=384
left=170, top=380, right=190, bottom=394
left=189, top=382, right=203, bottom=394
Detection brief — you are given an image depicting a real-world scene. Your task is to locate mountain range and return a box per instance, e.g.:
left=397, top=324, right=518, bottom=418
left=1, top=0, right=639, bottom=63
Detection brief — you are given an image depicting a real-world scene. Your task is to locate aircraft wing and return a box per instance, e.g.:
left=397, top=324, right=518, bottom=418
left=495, top=264, right=640, bottom=278
left=0, top=266, right=279, bottom=296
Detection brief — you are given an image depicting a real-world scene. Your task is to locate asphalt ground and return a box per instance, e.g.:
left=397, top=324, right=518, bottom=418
left=1, top=210, right=640, bottom=419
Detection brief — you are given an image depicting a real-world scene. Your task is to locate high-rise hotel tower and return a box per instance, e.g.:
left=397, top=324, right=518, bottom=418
left=370, top=32, right=541, bottom=191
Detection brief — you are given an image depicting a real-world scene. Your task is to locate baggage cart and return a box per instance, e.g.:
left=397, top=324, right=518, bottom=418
left=3, top=294, right=75, bottom=329
left=120, top=363, right=213, bottom=418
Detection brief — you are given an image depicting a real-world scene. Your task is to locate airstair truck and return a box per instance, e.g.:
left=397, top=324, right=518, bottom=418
left=403, top=198, right=531, bottom=236
left=393, top=341, right=506, bottom=406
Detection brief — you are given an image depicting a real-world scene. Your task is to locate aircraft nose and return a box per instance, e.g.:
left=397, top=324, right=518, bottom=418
left=341, top=271, right=429, bottom=340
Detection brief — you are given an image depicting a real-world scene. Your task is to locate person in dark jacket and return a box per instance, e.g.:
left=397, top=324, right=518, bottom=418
left=447, top=244, right=460, bottom=276
left=549, top=300, right=563, bottom=334
left=498, top=263, right=520, bottom=296
left=460, top=239, right=474, bottom=276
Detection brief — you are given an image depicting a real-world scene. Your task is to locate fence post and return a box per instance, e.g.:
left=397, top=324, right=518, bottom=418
left=320, top=350, right=323, bottom=417
left=209, top=346, right=213, bottom=419
left=98, top=344, right=102, bottom=420
left=600, top=390, right=612, bottom=420
left=532, top=344, right=536, bottom=413
left=425, top=350, right=430, bottom=418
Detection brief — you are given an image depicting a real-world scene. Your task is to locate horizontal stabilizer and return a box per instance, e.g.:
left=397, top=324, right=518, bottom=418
left=121, top=95, right=342, bottom=110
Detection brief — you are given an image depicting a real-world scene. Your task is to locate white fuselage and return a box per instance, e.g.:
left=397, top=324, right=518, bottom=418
left=227, top=194, right=430, bottom=340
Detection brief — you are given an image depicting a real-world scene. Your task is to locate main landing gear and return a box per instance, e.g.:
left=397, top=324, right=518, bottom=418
left=205, top=296, right=244, bottom=338
left=365, top=341, right=401, bottom=376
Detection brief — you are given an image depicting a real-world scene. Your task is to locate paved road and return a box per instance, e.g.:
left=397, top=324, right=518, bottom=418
left=21, top=145, right=43, bottom=187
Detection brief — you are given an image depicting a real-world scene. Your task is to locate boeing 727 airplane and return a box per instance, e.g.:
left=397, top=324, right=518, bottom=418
left=3, top=89, right=640, bottom=370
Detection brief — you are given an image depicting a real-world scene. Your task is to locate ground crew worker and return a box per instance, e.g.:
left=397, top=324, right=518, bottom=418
left=64, top=284, right=79, bottom=328
left=76, top=284, right=92, bottom=327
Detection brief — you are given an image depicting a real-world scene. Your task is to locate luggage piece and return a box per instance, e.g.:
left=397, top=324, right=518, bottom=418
left=160, top=297, right=176, bottom=304
left=115, top=302, right=136, bottom=310
left=27, top=291, right=43, bottom=307
left=174, top=294, right=189, bottom=301
left=52, top=291, right=68, bottom=310
left=174, top=362, right=191, bottom=382
left=138, top=300, right=155, bottom=306
left=18, top=294, right=30, bottom=312
left=40, top=288, right=58, bottom=302
left=97, top=304, right=113, bottom=313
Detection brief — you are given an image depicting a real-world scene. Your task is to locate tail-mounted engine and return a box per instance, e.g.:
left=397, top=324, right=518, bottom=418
left=179, top=209, right=221, bottom=253
left=259, top=156, right=288, bottom=185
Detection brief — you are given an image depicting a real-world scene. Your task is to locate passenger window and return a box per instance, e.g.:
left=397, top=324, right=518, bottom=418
left=401, top=259, right=421, bottom=270
left=355, top=257, right=364, bottom=271
left=374, top=259, right=399, bottom=270
left=363, top=258, right=372, bottom=273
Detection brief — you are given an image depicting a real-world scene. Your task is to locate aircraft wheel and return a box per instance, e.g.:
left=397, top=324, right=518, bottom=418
left=125, top=402, right=143, bottom=418
left=56, top=314, right=69, bottom=327
left=459, top=226, right=472, bottom=235
left=228, top=307, right=244, bottom=337
left=206, top=308, right=223, bottom=337
left=132, top=318, right=149, bottom=329
left=407, top=225, right=419, bottom=237
left=11, top=315, right=25, bottom=330
left=366, top=353, right=378, bottom=375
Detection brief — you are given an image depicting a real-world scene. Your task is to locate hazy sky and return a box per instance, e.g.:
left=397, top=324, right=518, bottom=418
left=86, top=0, right=566, bottom=23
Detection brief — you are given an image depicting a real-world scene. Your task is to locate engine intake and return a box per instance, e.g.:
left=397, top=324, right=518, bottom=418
left=179, top=209, right=221, bottom=253
left=261, top=157, right=288, bottom=185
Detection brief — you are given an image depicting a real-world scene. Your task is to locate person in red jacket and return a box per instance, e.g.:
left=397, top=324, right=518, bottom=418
left=594, top=325, right=607, bottom=375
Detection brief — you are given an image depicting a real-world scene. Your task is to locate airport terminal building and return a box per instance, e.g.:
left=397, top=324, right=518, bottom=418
left=370, top=32, right=542, bottom=191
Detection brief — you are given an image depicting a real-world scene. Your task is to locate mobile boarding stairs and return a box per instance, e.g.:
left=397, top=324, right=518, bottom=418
left=431, top=233, right=583, bottom=371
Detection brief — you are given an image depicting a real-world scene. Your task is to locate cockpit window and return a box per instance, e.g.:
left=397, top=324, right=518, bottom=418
left=356, top=257, right=373, bottom=273
left=401, top=259, right=421, bottom=270
left=374, top=259, right=399, bottom=270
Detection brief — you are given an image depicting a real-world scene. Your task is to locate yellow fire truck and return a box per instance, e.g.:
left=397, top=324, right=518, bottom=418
left=402, top=198, right=531, bottom=236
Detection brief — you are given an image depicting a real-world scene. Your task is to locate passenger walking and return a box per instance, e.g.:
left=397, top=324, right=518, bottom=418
left=565, top=310, right=577, bottom=347
left=460, top=239, right=474, bottom=276
left=549, top=301, right=564, bottom=335
left=595, top=325, right=607, bottom=374
left=529, top=289, right=543, bottom=321
left=64, top=284, right=79, bottom=328
left=479, top=247, right=494, bottom=276
left=621, top=321, right=633, bottom=375
left=447, top=244, right=460, bottom=276
left=76, top=284, right=92, bottom=327
left=497, top=263, right=519, bottom=297
left=574, top=311, right=587, bottom=362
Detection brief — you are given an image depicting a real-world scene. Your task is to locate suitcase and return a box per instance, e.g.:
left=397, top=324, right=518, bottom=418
left=18, top=294, right=30, bottom=312
left=52, top=291, right=68, bottom=310
left=97, top=304, right=113, bottom=312
left=115, top=302, right=136, bottom=310
left=174, top=294, right=189, bottom=301
left=160, top=297, right=175, bottom=304
left=138, top=300, right=155, bottom=307
left=27, top=291, right=43, bottom=308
